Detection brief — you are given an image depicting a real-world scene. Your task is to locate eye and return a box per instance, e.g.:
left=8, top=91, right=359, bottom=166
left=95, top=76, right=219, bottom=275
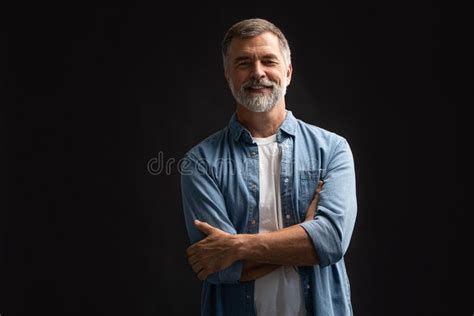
left=263, top=60, right=278, bottom=66
left=237, top=61, right=250, bottom=68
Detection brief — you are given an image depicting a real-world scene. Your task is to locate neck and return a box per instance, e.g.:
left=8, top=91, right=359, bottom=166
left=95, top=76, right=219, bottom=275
left=236, top=102, right=286, bottom=138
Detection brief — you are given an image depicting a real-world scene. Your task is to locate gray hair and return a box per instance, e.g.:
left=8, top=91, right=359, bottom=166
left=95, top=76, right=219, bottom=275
left=221, top=18, right=292, bottom=68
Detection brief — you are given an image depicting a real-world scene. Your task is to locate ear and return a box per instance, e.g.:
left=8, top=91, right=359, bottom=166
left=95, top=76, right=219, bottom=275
left=224, top=66, right=229, bottom=82
left=286, top=63, right=293, bottom=86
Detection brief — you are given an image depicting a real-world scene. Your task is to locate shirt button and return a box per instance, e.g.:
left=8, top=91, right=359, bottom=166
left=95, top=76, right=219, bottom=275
left=251, top=219, right=256, bottom=224
left=286, top=214, right=291, bottom=220
left=251, top=152, right=256, bottom=157
left=306, top=284, right=311, bottom=289
left=284, top=178, right=289, bottom=183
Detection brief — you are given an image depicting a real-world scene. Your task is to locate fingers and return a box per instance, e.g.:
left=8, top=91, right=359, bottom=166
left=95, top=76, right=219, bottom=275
left=188, top=256, right=209, bottom=280
left=186, top=244, right=196, bottom=257
left=312, top=180, right=324, bottom=201
left=304, top=180, right=324, bottom=222
left=188, top=253, right=206, bottom=278
left=198, top=269, right=210, bottom=281
left=194, top=220, right=215, bottom=235
left=304, top=204, right=316, bottom=221
left=191, top=261, right=203, bottom=274
left=189, top=257, right=211, bottom=281
left=316, top=180, right=324, bottom=192
left=188, top=253, right=199, bottom=266
left=316, top=180, right=324, bottom=194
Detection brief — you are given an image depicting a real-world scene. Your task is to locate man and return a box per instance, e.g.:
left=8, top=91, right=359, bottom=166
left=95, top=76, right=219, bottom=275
left=181, top=18, right=357, bottom=316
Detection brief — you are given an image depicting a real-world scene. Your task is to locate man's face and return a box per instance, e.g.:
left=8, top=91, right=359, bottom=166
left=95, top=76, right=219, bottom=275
left=224, top=32, right=292, bottom=112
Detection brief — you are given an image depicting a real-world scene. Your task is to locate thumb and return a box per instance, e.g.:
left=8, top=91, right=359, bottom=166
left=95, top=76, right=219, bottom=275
left=194, top=220, right=215, bottom=235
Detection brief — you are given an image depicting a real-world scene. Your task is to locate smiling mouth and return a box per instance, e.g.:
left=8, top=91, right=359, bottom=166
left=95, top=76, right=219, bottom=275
left=246, top=85, right=272, bottom=92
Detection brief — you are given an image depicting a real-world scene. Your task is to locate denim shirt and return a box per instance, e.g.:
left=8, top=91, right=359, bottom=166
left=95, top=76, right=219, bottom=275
left=181, top=110, right=357, bottom=316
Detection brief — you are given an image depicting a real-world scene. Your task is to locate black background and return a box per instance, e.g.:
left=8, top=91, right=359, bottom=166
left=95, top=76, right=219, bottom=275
left=1, top=3, right=470, bottom=316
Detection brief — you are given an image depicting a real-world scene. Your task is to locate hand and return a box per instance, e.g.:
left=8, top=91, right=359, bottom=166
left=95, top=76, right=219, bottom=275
left=187, top=220, right=241, bottom=281
left=304, top=180, right=324, bottom=222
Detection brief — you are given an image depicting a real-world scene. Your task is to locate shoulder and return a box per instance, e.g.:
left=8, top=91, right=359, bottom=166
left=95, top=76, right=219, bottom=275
left=293, top=115, right=354, bottom=173
left=183, top=126, right=231, bottom=162
left=295, top=116, right=347, bottom=150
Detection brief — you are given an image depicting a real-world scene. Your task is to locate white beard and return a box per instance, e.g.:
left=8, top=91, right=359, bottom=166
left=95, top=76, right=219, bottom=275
left=228, top=77, right=287, bottom=113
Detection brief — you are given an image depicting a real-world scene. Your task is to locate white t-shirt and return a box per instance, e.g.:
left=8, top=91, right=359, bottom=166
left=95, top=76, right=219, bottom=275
left=252, top=134, right=305, bottom=316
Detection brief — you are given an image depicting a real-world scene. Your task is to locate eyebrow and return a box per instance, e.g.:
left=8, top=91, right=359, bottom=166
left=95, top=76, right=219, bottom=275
left=233, top=54, right=280, bottom=64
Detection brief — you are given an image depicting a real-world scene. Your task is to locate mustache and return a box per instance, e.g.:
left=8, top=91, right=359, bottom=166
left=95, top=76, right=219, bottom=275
left=241, top=79, right=275, bottom=89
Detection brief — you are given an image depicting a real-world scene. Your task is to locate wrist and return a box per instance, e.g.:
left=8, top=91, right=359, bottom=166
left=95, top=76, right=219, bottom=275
left=233, top=233, right=254, bottom=261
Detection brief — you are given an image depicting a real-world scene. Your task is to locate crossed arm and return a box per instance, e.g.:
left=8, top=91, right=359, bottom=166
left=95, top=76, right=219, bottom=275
left=182, top=138, right=357, bottom=283
left=187, top=181, right=323, bottom=282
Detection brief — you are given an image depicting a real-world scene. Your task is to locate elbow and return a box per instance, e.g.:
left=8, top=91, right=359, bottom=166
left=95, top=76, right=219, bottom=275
left=317, top=239, right=343, bottom=268
left=300, top=219, right=344, bottom=268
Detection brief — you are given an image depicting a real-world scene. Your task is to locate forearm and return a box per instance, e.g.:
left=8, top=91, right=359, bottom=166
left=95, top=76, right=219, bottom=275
left=236, top=224, right=318, bottom=266
left=239, top=260, right=280, bottom=282
left=186, top=178, right=322, bottom=280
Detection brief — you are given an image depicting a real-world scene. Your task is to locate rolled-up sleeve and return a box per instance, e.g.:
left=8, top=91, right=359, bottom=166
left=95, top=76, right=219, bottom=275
left=299, top=138, right=357, bottom=267
left=180, top=154, right=243, bottom=284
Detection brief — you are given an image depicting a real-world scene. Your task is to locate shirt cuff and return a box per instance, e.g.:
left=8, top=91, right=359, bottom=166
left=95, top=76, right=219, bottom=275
left=300, top=218, right=343, bottom=267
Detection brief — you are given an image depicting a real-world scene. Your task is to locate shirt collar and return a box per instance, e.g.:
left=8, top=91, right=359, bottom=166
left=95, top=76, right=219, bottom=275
left=228, top=109, right=297, bottom=143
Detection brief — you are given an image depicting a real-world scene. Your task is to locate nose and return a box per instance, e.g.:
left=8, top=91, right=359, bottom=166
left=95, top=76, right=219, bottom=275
left=250, top=61, right=266, bottom=80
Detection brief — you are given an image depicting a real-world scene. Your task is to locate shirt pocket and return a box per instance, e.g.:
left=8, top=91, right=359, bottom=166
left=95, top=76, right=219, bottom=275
left=298, top=169, right=321, bottom=221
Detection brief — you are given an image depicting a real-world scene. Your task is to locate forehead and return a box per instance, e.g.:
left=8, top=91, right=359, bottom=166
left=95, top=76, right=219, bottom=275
left=228, top=32, right=284, bottom=60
